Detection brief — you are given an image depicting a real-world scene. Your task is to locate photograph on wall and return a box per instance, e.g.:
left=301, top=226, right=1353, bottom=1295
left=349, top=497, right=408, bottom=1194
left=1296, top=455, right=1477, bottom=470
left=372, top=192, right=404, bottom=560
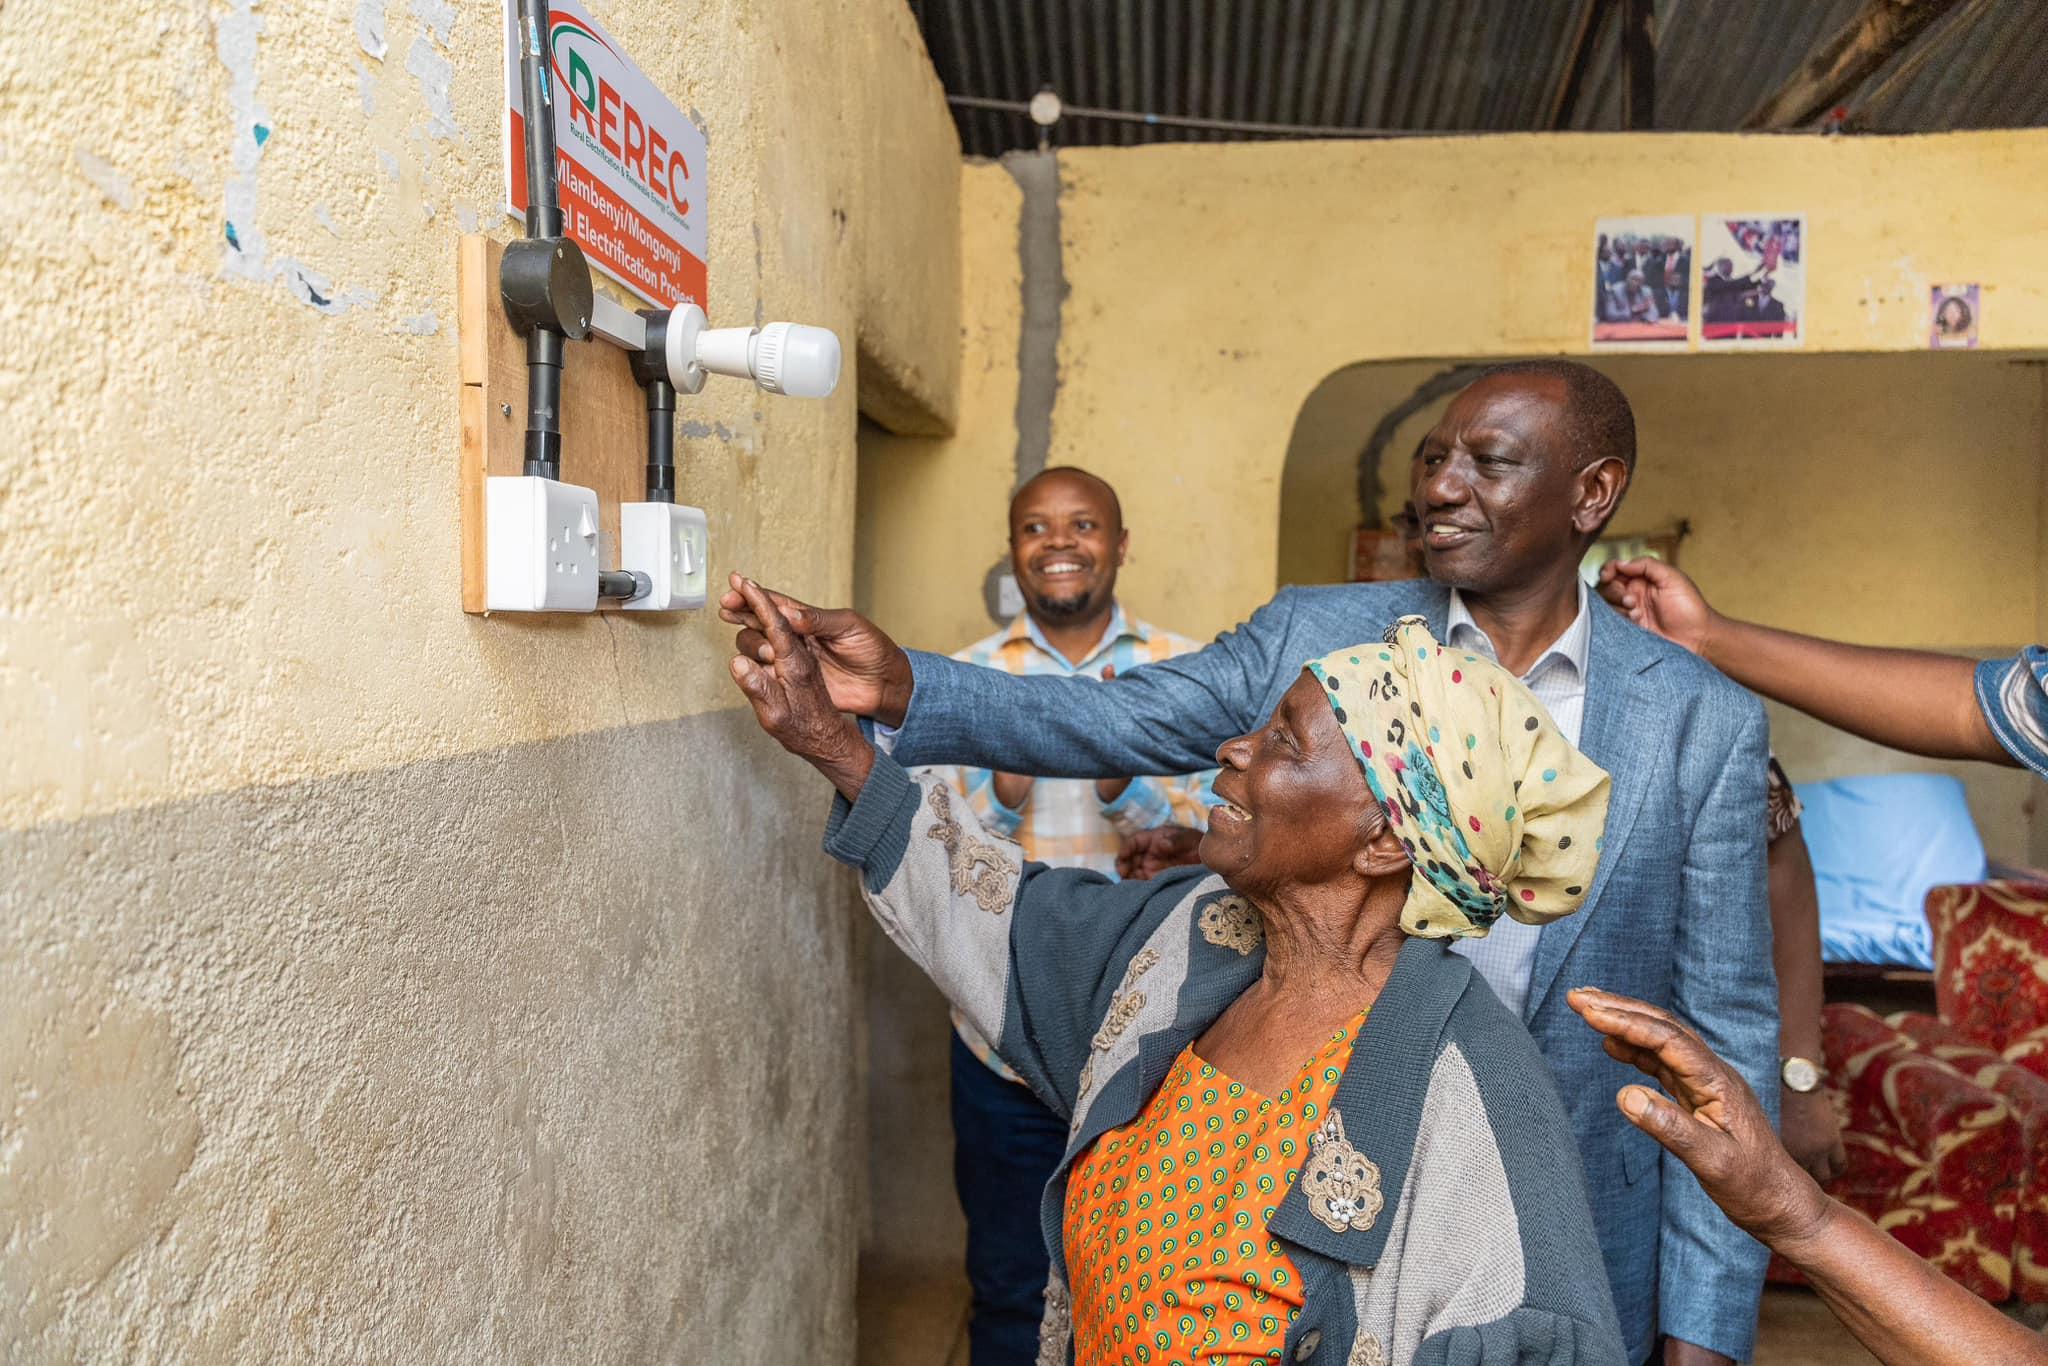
left=1592, top=216, right=1692, bottom=346
left=1931, top=284, right=1980, bottom=349
left=1699, top=215, right=1804, bottom=346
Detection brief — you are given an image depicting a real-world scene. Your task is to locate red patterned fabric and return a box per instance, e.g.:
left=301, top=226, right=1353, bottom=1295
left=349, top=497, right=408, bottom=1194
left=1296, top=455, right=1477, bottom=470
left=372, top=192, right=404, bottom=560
left=1890, top=1014, right=2048, bottom=1300
left=1781, top=884, right=2048, bottom=1302
left=1768, top=1005, right=2018, bottom=1300
left=1928, top=882, right=2048, bottom=1051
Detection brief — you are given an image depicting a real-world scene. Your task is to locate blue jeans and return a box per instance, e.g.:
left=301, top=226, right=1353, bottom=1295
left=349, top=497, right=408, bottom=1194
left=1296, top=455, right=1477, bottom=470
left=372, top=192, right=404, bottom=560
left=950, top=1031, right=1069, bottom=1366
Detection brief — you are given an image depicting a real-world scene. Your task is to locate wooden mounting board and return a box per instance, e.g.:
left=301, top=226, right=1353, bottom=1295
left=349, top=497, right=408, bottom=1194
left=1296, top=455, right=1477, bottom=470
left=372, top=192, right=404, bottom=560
left=458, top=234, right=650, bottom=613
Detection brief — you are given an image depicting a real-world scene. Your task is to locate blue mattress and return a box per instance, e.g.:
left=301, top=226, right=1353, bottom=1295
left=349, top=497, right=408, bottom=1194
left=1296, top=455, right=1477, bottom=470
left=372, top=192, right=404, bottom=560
left=1795, top=773, right=1987, bottom=970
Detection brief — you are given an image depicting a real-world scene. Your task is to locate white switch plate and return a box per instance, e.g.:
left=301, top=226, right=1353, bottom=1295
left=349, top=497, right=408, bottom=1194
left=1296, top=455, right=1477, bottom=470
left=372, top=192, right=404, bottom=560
left=996, top=572, right=1024, bottom=618
left=485, top=475, right=600, bottom=612
left=620, top=502, right=709, bottom=611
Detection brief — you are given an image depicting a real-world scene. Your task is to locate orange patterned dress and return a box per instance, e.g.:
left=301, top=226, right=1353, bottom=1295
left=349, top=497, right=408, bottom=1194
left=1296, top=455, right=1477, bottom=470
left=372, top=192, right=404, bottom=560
left=1063, top=1013, right=1368, bottom=1365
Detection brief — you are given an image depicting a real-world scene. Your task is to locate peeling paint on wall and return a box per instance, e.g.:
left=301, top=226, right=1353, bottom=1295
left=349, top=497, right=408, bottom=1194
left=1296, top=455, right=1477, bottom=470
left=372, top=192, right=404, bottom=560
left=354, top=59, right=378, bottom=116
left=279, top=262, right=377, bottom=316
left=355, top=0, right=388, bottom=60
left=74, top=148, right=136, bottom=211
left=216, top=0, right=269, bottom=282
left=407, top=36, right=460, bottom=141
left=314, top=203, right=342, bottom=237
left=409, top=0, right=455, bottom=46
left=216, top=0, right=376, bottom=316
left=396, top=310, right=440, bottom=335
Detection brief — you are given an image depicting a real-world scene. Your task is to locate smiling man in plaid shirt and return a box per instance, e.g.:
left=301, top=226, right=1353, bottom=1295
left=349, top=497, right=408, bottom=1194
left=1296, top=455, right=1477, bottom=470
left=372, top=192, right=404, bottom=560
left=922, top=466, right=1217, bottom=1366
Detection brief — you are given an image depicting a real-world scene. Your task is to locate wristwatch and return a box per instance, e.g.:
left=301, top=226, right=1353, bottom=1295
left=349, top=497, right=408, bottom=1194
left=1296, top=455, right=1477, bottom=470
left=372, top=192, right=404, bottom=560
left=1781, top=1056, right=1824, bottom=1093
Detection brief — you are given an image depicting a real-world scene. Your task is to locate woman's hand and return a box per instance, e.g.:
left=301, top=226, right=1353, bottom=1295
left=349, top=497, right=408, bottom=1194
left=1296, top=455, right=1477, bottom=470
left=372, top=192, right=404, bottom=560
left=720, top=573, right=916, bottom=727
left=1596, top=558, right=1719, bottom=658
left=728, top=578, right=876, bottom=802
left=1567, top=987, right=1832, bottom=1248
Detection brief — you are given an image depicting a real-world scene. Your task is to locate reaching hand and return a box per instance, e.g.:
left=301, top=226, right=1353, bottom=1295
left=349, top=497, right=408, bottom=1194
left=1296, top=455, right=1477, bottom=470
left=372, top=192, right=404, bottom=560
left=1781, top=1086, right=1849, bottom=1185
left=1596, top=558, right=1718, bottom=657
left=719, top=573, right=916, bottom=727
left=1117, top=825, right=1206, bottom=880
left=1567, top=987, right=1830, bottom=1247
left=727, top=578, right=875, bottom=801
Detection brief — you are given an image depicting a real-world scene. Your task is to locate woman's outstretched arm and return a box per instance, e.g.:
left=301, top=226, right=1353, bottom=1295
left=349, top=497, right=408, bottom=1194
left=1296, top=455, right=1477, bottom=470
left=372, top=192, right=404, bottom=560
left=1568, top=987, right=2048, bottom=1366
left=731, top=578, right=1178, bottom=1114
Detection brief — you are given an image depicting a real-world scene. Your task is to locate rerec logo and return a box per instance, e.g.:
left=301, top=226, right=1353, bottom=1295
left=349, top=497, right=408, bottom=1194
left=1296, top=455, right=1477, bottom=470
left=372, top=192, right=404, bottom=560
left=550, top=17, right=692, bottom=225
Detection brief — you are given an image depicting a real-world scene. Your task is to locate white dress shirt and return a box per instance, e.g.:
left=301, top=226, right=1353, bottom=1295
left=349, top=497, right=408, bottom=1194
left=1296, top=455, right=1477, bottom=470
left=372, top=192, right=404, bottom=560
left=1442, top=582, right=1594, bottom=1017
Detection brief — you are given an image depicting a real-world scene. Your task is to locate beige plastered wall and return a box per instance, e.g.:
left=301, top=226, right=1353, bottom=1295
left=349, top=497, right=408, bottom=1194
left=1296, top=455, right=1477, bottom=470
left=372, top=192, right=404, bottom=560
left=858, top=132, right=2048, bottom=869
left=0, top=0, right=959, bottom=1359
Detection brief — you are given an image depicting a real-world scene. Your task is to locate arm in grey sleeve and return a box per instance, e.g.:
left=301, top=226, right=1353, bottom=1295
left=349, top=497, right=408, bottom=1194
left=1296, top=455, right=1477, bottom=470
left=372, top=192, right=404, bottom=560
left=822, top=749, right=1162, bottom=1115
left=1656, top=696, right=1778, bottom=1359
left=890, top=589, right=1303, bottom=776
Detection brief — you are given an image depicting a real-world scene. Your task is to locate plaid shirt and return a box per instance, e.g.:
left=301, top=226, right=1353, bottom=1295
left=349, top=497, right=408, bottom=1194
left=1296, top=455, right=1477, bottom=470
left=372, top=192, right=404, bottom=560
left=924, top=604, right=1219, bottom=1080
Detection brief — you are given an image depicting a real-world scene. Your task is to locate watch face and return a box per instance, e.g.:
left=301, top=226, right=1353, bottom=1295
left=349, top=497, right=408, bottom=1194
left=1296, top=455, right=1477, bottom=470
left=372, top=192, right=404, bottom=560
left=1782, top=1057, right=1822, bottom=1093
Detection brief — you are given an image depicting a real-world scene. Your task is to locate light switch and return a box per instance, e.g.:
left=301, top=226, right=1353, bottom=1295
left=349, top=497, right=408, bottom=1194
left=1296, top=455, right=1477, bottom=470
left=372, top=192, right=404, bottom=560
left=620, top=502, right=709, bottom=612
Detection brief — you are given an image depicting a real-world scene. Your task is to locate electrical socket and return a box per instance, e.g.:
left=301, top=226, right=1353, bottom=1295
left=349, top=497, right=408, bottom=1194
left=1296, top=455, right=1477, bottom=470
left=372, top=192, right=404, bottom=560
left=620, top=502, right=709, bottom=611
left=485, top=475, right=601, bottom=612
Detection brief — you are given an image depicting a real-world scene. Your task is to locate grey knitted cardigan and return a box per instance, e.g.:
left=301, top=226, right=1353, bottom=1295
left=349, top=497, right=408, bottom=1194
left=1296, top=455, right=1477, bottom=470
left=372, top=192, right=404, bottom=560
left=827, top=752, right=1627, bottom=1366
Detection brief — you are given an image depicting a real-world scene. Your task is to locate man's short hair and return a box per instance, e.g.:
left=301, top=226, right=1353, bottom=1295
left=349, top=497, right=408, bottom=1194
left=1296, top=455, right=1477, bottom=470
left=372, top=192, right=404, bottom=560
left=1014, top=465, right=1124, bottom=531
left=1475, top=359, right=1637, bottom=474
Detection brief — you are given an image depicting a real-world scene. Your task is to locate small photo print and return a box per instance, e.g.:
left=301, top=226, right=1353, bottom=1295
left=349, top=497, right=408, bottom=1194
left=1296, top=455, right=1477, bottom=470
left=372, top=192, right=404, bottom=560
left=1593, top=216, right=1692, bottom=346
left=1931, top=285, right=1979, bottom=349
left=1700, top=215, right=1804, bottom=346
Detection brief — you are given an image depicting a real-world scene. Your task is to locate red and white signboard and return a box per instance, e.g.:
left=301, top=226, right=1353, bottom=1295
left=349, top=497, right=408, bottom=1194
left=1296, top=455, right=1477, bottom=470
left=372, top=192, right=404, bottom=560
left=503, top=0, right=708, bottom=308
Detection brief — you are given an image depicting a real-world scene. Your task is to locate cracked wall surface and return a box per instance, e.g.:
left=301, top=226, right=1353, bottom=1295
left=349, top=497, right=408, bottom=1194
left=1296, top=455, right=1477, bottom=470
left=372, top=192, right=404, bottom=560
left=0, top=0, right=959, bottom=1358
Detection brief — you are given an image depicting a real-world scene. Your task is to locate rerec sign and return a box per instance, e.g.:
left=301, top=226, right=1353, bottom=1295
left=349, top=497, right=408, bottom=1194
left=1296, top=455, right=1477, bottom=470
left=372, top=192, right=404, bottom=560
left=502, top=0, right=708, bottom=308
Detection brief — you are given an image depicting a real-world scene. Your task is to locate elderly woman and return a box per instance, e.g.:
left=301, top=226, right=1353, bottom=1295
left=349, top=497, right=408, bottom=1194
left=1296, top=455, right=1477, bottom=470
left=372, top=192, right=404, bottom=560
left=731, top=583, right=1626, bottom=1365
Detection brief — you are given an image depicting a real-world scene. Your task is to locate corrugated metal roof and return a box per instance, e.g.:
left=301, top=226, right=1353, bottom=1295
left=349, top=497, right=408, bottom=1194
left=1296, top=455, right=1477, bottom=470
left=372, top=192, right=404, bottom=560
left=909, top=0, right=2048, bottom=156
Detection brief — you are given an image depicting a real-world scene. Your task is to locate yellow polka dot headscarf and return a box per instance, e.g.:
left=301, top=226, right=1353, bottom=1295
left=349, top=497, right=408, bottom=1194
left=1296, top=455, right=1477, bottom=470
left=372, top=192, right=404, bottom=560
left=1305, top=616, right=1612, bottom=940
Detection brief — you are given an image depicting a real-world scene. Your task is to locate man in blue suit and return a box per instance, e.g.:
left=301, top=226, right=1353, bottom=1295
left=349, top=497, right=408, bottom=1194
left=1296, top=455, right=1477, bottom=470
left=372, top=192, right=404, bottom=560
left=726, top=361, right=1774, bottom=1365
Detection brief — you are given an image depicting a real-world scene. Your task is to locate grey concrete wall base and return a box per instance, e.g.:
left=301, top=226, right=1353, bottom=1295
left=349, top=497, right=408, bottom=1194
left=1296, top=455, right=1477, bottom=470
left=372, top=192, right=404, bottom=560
left=0, top=710, right=863, bottom=1362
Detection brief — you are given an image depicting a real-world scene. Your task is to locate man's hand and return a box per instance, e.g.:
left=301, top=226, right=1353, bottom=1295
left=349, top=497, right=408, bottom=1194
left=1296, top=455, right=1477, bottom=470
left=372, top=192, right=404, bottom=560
left=992, top=772, right=1035, bottom=810
left=719, top=573, right=916, bottom=727
left=727, top=578, right=875, bottom=802
left=1781, top=1087, right=1848, bottom=1184
left=1567, top=987, right=1831, bottom=1249
left=1596, top=558, right=1719, bottom=658
left=1662, top=1340, right=1735, bottom=1366
left=1117, top=825, right=1205, bottom=880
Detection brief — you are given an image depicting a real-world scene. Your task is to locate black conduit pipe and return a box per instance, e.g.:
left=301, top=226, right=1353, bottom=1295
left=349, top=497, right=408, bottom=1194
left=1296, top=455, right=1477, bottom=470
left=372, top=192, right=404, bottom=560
left=631, top=310, right=677, bottom=504
left=516, top=0, right=567, bottom=480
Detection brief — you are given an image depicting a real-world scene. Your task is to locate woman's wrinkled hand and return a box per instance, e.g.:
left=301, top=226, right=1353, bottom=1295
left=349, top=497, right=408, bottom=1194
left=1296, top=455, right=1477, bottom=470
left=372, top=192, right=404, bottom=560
left=1567, top=987, right=1832, bottom=1248
left=728, top=577, right=875, bottom=801
left=720, top=573, right=916, bottom=728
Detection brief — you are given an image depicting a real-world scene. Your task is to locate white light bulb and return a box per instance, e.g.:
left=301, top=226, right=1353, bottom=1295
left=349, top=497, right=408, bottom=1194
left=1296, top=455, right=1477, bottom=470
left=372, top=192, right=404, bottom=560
left=752, top=322, right=841, bottom=399
left=660, top=305, right=842, bottom=400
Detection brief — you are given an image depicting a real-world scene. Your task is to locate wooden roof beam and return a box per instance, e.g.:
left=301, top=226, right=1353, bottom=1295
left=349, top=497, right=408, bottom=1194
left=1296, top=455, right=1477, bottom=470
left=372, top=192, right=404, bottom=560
left=1741, top=0, right=1969, bottom=130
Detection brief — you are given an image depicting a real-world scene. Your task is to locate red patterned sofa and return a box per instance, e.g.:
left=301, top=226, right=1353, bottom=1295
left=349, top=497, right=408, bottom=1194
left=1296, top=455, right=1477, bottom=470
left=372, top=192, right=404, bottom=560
left=1773, top=882, right=2048, bottom=1302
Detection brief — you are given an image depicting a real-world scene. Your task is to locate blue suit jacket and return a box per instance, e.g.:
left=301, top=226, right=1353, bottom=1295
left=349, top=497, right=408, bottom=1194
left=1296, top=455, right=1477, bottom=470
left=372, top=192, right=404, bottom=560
left=891, top=580, right=1777, bottom=1362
